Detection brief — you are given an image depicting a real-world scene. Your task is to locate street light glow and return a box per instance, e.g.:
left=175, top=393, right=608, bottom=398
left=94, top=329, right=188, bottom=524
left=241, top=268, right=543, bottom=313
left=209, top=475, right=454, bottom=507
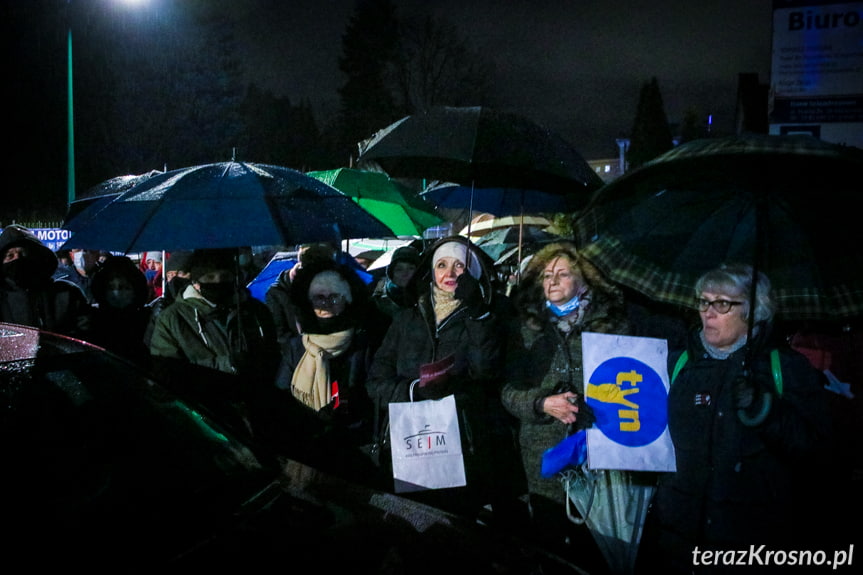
left=67, top=0, right=149, bottom=209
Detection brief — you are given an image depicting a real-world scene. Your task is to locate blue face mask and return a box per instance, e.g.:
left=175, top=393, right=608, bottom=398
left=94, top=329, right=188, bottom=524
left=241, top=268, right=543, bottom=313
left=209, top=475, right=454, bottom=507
left=546, top=294, right=582, bottom=317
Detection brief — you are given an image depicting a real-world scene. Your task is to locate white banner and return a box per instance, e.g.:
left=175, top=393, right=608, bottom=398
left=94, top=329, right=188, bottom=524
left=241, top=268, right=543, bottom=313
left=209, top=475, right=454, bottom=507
left=581, top=332, right=676, bottom=472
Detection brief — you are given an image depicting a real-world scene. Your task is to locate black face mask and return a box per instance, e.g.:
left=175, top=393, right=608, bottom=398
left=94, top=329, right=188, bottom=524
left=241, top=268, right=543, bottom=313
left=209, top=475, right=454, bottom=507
left=168, top=276, right=191, bottom=298
left=197, top=282, right=235, bottom=306
left=2, top=258, right=41, bottom=288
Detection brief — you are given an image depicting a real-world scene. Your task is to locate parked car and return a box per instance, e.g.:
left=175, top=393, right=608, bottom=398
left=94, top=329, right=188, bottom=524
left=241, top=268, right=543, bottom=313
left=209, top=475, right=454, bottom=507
left=1, top=322, right=586, bottom=573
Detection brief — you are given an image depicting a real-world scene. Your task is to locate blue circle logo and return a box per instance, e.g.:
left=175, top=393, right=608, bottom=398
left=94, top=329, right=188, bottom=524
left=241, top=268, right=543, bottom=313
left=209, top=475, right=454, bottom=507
left=585, top=356, right=667, bottom=447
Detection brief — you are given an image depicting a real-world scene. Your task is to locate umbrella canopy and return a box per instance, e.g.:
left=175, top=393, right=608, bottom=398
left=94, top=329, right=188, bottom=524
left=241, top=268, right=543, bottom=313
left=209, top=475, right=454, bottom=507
left=61, top=162, right=396, bottom=254
left=307, top=168, right=444, bottom=237
left=573, top=134, right=863, bottom=321
left=459, top=215, right=551, bottom=237
left=471, top=225, right=560, bottom=262
left=63, top=170, right=164, bottom=232
left=357, top=106, right=603, bottom=195
left=420, top=182, right=576, bottom=217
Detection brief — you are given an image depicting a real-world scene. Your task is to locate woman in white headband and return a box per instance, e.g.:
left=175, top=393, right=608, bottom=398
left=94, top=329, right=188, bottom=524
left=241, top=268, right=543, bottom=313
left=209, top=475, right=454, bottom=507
left=366, top=235, right=523, bottom=524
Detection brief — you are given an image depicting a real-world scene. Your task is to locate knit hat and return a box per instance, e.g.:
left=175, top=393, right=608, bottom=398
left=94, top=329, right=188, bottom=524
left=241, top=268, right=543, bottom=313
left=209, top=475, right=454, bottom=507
left=145, top=251, right=163, bottom=263
left=187, top=249, right=236, bottom=281
left=386, top=245, right=420, bottom=281
left=308, top=270, right=353, bottom=304
left=432, top=240, right=481, bottom=278
left=166, top=250, right=193, bottom=273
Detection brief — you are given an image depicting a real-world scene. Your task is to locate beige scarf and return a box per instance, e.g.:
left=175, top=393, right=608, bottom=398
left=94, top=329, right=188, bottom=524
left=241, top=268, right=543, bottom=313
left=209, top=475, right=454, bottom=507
left=291, top=329, right=354, bottom=410
left=431, top=284, right=463, bottom=325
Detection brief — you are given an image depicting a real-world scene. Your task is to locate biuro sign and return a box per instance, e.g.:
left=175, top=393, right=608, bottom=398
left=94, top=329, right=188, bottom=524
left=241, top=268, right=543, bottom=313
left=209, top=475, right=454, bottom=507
left=581, top=332, right=677, bottom=472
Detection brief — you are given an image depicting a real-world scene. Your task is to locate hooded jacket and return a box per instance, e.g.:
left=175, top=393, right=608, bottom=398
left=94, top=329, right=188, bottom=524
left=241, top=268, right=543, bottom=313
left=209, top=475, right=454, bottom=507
left=0, top=225, right=91, bottom=337
left=269, top=262, right=376, bottom=437
left=365, top=236, right=504, bottom=515
left=501, top=243, right=630, bottom=503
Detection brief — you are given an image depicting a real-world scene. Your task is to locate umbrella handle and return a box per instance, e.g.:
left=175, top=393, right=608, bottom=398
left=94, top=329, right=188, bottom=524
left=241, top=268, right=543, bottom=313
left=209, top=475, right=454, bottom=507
left=737, top=391, right=772, bottom=426
left=563, top=468, right=596, bottom=525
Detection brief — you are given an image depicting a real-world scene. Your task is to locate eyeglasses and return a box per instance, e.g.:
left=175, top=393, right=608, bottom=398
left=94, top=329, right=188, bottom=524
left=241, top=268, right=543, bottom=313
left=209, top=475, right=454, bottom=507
left=310, top=293, right=345, bottom=307
left=697, top=298, right=743, bottom=314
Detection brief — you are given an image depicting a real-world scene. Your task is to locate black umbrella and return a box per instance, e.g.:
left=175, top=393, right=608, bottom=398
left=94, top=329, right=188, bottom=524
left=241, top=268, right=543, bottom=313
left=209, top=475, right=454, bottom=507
left=357, top=106, right=603, bottom=197
left=62, top=162, right=396, bottom=254
left=573, top=133, right=863, bottom=322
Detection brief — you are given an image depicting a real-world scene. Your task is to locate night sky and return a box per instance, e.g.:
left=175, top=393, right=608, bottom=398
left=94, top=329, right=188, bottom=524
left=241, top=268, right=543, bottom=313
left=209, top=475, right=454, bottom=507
left=5, top=0, right=774, bottom=219
left=230, top=0, right=774, bottom=156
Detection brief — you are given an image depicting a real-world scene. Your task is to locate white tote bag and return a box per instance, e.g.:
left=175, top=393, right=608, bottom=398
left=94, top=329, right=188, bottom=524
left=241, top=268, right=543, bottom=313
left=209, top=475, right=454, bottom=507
left=388, top=388, right=466, bottom=493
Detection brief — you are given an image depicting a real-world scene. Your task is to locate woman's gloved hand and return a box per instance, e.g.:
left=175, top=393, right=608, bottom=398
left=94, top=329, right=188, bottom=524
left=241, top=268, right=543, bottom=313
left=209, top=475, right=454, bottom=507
left=455, top=272, right=487, bottom=318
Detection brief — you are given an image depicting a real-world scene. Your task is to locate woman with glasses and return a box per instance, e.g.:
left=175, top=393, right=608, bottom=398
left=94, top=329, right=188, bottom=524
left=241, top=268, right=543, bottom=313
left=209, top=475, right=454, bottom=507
left=640, top=263, right=832, bottom=573
left=256, top=260, right=381, bottom=483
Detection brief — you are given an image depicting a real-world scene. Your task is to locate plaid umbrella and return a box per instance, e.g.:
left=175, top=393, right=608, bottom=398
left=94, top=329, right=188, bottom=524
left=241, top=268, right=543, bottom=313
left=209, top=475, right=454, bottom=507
left=573, top=134, right=863, bottom=321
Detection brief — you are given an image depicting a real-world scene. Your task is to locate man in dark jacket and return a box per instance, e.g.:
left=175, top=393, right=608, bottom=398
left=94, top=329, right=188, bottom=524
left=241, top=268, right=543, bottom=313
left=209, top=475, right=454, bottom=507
left=0, top=225, right=92, bottom=337
left=149, top=248, right=281, bottom=436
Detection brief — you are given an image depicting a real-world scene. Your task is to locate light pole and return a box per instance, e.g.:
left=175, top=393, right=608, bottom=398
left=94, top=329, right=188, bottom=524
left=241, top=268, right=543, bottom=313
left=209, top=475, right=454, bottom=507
left=66, top=0, right=146, bottom=209
left=67, top=12, right=75, bottom=208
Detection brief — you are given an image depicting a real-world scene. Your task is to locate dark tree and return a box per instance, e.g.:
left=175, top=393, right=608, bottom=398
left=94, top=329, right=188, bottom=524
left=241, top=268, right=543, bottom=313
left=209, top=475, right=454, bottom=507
left=336, top=0, right=401, bottom=162
left=627, top=77, right=673, bottom=168
left=238, top=85, right=304, bottom=166
left=391, top=15, right=495, bottom=113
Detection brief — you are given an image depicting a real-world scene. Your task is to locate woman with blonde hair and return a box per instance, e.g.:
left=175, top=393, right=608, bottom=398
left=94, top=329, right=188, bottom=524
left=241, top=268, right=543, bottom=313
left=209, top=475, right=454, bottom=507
left=502, top=241, right=631, bottom=573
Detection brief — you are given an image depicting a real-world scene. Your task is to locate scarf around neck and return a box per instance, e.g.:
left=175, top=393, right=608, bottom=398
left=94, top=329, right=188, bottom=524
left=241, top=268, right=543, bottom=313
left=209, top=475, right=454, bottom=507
left=431, top=284, right=462, bottom=325
left=291, top=329, right=354, bottom=410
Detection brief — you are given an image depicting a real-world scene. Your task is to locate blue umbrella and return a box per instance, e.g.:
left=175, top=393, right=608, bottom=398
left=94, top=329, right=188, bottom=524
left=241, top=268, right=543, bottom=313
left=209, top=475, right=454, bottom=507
left=61, top=162, right=396, bottom=254
left=420, top=182, right=575, bottom=217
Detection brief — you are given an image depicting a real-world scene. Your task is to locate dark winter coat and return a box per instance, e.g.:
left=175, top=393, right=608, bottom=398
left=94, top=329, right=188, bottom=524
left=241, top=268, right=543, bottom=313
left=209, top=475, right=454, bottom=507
left=647, top=327, right=832, bottom=572
left=365, top=236, right=505, bottom=516
left=501, top=284, right=630, bottom=503
left=148, top=283, right=280, bottom=430
left=265, top=266, right=300, bottom=346
left=87, top=255, right=153, bottom=368
left=0, top=225, right=91, bottom=337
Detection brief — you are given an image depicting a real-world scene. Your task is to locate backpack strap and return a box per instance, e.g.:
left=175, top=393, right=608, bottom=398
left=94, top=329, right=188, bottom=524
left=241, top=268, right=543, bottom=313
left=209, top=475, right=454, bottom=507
left=670, top=348, right=784, bottom=397
left=671, top=350, right=689, bottom=383
left=770, top=348, right=783, bottom=397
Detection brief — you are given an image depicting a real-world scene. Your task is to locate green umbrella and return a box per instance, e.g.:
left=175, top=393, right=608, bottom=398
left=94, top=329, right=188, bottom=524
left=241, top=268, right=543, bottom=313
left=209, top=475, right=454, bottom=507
left=307, top=168, right=444, bottom=237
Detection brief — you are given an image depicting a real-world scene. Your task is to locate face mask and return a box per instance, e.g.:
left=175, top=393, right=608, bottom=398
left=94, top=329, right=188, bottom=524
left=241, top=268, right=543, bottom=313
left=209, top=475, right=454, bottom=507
left=546, top=294, right=583, bottom=317
left=105, top=289, right=135, bottom=309
left=168, top=276, right=190, bottom=297
left=197, top=282, right=235, bottom=306
left=2, top=258, right=39, bottom=288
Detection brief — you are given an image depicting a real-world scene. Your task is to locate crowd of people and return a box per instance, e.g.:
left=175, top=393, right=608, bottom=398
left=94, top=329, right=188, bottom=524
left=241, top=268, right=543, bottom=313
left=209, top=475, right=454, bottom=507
left=1, top=222, right=855, bottom=574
